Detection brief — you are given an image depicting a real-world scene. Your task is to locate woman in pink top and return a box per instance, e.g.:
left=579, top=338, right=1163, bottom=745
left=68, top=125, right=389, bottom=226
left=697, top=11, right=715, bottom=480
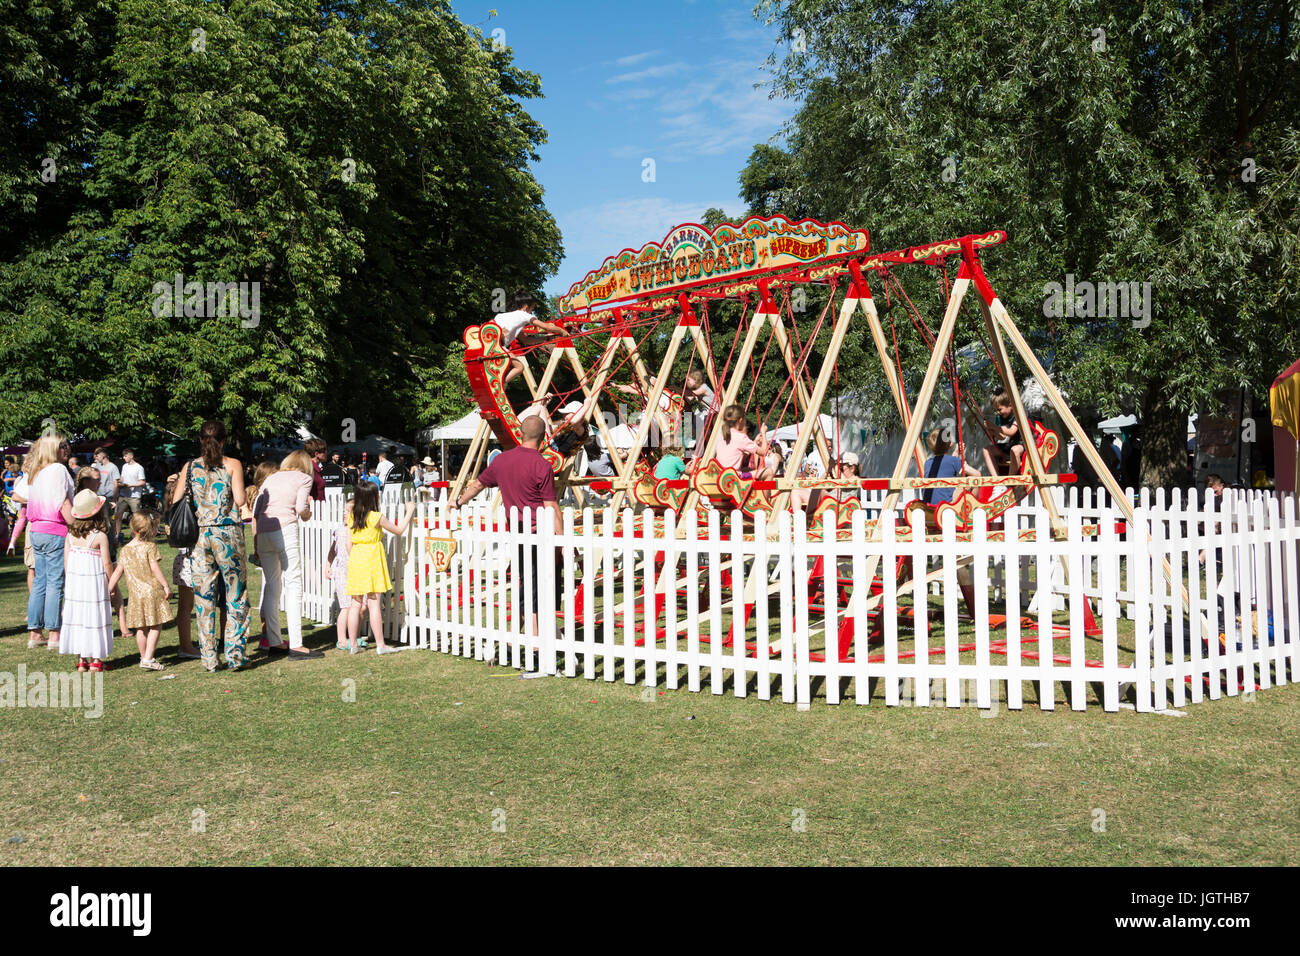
left=253, top=450, right=316, bottom=658
left=23, top=434, right=76, bottom=649
left=715, top=405, right=774, bottom=480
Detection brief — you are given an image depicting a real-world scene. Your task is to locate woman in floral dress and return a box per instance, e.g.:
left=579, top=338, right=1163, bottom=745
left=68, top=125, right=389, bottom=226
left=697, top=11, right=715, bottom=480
left=170, top=420, right=250, bottom=671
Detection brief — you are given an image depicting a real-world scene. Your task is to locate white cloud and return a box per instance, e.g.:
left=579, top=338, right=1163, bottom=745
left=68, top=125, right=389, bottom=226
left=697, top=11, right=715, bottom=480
left=614, top=49, right=662, bottom=66
left=597, top=7, right=796, bottom=161
left=719, top=7, right=777, bottom=45
left=607, top=61, right=689, bottom=84
left=608, top=144, right=649, bottom=160
left=650, top=58, right=795, bottom=157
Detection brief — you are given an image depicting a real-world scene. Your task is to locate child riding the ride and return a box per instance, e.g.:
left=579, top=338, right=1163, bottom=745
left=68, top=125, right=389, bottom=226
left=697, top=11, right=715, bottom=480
left=495, top=290, right=567, bottom=387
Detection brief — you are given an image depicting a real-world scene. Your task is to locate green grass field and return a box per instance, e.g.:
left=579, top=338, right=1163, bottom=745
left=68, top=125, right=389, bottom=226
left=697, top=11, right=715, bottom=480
left=2, top=535, right=1297, bottom=866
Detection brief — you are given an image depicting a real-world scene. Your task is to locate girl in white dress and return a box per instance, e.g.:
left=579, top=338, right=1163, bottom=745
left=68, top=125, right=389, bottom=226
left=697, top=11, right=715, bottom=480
left=60, top=489, right=115, bottom=672
left=326, top=501, right=359, bottom=651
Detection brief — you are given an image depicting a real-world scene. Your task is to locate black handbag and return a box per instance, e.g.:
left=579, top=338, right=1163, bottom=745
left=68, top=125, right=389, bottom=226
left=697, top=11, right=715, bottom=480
left=167, top=460, right=200, bottom=549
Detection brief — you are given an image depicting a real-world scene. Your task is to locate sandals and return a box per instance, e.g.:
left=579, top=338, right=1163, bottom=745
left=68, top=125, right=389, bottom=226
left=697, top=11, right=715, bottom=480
left=139, top=659, right=165, bottom=671
left=88, top=661, right=104, bottom=672
left=27, top=637, right=48, bottom=649
left=76, top=659, right=89, bottom=673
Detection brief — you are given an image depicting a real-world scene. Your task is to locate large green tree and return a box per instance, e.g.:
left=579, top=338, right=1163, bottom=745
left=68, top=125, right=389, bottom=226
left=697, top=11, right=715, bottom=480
left=0, top=0, right=560, bottom=448
left=748, top=0, right=1300, bottom=487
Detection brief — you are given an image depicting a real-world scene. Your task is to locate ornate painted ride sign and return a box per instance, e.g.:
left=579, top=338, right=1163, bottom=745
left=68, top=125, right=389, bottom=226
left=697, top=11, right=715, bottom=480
left=558, top=215, right=870, bottom=314
left=425, top=536, right=458, bottom=573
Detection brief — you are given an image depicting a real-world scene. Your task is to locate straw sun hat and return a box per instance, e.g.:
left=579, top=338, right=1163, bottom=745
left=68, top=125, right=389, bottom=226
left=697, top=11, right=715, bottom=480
left=71, top=488, right=106, bottom=520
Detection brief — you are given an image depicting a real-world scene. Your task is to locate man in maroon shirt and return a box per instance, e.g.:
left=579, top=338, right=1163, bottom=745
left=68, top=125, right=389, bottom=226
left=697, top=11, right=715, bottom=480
left=454, top=415, right=560, bottom=651
left=304, top=438, right=327, bottom=502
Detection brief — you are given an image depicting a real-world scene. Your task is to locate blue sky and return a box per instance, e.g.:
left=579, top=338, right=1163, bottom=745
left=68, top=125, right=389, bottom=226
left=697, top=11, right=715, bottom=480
left=450, top=1, right=799, bottom=297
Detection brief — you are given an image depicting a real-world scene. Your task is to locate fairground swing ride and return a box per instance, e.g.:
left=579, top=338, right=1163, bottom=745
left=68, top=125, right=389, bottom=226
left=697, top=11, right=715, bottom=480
left=440, top=214, right=1187, bottom=667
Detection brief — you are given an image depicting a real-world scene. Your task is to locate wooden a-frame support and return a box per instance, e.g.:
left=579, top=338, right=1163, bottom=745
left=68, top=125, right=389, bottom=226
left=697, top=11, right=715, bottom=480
left=823, top=239, right=1202, bottom=663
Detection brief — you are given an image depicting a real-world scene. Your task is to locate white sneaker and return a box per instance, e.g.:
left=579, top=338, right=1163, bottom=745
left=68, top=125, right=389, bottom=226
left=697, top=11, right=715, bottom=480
left=376, top=645, right=403, bottom=655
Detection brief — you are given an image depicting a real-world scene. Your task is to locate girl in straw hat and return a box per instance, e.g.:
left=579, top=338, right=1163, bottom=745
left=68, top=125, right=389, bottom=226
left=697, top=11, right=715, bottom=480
left=60, top=488, right=115, bottom=672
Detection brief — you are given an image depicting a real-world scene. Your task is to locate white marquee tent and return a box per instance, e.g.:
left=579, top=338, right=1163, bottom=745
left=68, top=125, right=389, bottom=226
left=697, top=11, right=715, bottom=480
left=417, top=410, right=483, bottom=443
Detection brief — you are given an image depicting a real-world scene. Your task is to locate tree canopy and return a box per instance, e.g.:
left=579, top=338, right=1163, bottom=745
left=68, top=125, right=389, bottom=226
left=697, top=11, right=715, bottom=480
left=0, top=0, right=561, bottom=448
left=745, top=0, right=1300, bottom=486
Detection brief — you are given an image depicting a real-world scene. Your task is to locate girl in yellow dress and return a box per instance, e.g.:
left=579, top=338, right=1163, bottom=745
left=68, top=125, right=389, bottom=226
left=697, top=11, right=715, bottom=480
left=108, top=513, right=174, bottom=669
left=345, top=481, right=419, bottom=655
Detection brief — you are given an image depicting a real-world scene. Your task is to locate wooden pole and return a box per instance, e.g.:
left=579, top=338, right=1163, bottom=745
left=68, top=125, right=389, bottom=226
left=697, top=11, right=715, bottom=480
left=844, top=277, right=972, bottom=640
left=987, top=296, right=1203, bottom=632
left=977, top=297, right=1066, bottom=535
left=612, top=320, right=689, bottom=512
left=562, top=337, right=627, bottom=475
left=679, top=308, right=772, bottom=515
left=861, top=292, right=926, bottom=474
left=783, top=291, right=856, bottom=481
left=770, top=311, right=833, bottom=469
left=450, top=417, right=490, bottom=503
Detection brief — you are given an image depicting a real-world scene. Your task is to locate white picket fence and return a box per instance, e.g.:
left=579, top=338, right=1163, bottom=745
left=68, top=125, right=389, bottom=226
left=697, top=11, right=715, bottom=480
left=290, top=487, right=1300, bottom=713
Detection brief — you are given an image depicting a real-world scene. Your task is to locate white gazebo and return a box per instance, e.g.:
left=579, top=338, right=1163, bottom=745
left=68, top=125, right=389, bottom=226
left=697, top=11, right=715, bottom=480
left=417, top=410, right=488, bottom=474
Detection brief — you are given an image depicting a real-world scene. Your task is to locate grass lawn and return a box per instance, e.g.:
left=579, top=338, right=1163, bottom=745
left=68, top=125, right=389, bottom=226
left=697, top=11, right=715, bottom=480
left=1, top=536, right=1297, bottom=866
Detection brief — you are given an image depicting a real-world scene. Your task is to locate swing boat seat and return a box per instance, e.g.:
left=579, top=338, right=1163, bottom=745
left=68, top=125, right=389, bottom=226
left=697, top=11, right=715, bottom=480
left=629, top=460, right=691, bottom=513
left=809, top=493, right=864, bottom=533
left=691, top=458, right=777, bottom=518
left=900, top=424, right=1062, bottom=534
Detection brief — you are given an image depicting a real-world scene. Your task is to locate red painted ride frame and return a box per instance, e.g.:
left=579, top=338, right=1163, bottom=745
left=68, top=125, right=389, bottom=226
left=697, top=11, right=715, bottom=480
left=462, top=322, right=562, bottom=472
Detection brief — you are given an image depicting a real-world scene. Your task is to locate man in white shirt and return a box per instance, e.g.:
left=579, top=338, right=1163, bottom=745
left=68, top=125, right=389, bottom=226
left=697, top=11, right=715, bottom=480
left=375, top=451, right=395, bottom=486
left=495, top=291, right=566, bottom=386
left=114, top=448, right=147, bottom=539
left=94, top=448, right=120, bottom=503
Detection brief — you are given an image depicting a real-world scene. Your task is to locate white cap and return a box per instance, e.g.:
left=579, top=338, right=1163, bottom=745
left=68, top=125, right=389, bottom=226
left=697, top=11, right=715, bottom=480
left=559, top=401, right=583, bottom=415
left=841, top=452, right=859, bottom=467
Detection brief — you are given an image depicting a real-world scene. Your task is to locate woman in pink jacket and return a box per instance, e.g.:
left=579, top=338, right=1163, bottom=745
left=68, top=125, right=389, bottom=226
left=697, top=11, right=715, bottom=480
left=253, top=450, right=317, bottom=659
left=22, top=433, right=76, bottom=649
